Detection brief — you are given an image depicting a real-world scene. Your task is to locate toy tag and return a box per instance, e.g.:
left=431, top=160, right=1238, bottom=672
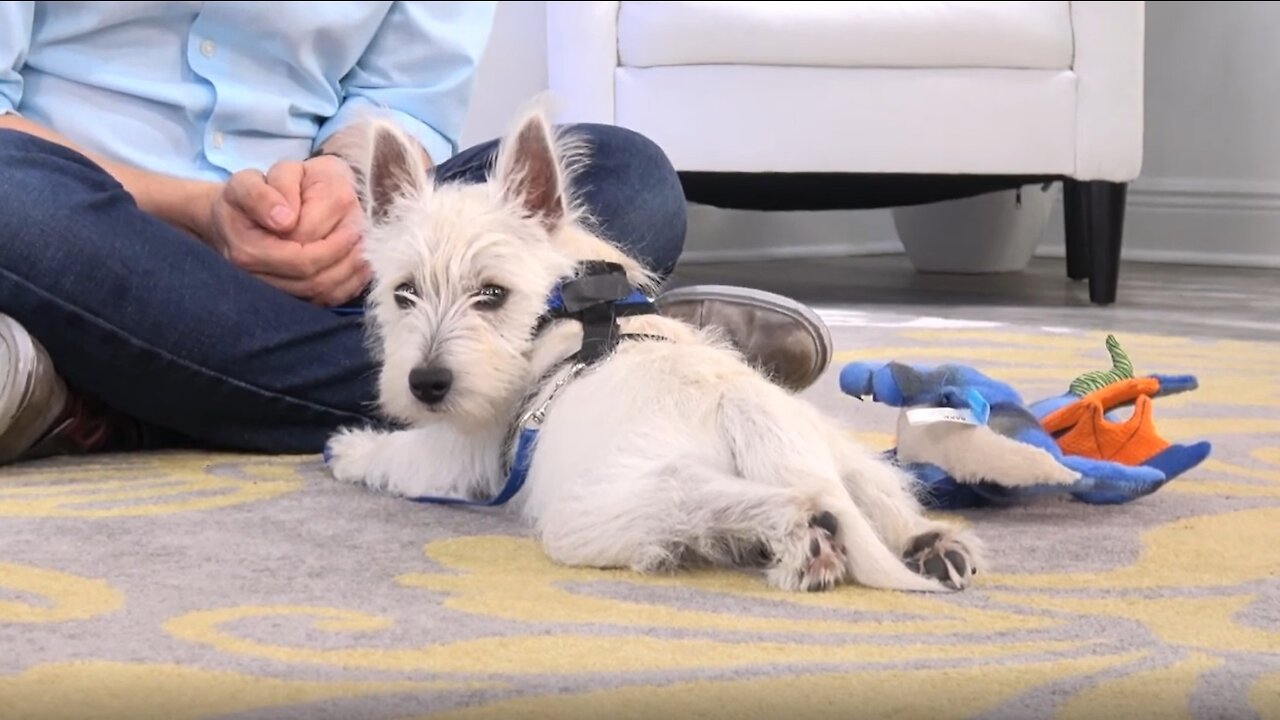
left=905, top=407, right=983, bottom=426
left=960, top=388, right=991, bottom=425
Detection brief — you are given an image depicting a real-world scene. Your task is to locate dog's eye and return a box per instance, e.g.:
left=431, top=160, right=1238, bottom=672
left=474, top=284, right=508, bottom=310
left=394, top=281, right=417, bottom=309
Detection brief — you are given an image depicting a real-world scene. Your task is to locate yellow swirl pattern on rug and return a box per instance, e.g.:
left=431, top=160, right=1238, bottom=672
left=1250, top=672, right=1280, bottom=717
left=163, top=601, right=1086, bottom=674
left=0, top=562, right=121, bottom=623
left=0, top=662, right=478, bottom=720
left=0, top=452, right=304, bottom=517
left=416, top=652, right=1147, bottom=720
left=1055, top=653, right=1226, bottom=720
left=2, top=323, right=1277, bottom=718
left=987, top=506, right=1280, bottom=590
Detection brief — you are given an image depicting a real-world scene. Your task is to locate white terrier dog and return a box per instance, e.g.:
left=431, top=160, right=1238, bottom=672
left=325, top=101, right=984, bottom=593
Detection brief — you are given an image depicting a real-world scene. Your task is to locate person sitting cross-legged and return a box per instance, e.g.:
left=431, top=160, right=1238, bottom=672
left=0, top=1, right=833, bottom=466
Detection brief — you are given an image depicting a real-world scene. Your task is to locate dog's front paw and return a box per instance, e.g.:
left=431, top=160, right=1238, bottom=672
left=902, top=529, right=983, bottom=591
left=324, top=427, right=387, bottom=490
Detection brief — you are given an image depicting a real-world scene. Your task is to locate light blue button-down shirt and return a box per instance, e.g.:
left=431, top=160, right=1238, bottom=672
left=0, top=1, right=497, bottom=182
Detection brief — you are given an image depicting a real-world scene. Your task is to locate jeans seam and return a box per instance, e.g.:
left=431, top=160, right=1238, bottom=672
left=0, top=264, right=377, bottom=425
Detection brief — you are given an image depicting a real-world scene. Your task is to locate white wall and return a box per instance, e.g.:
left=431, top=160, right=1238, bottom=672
left=462, top=1, right=1280, bottom=268
left=459, top=1, right=548, bottom=150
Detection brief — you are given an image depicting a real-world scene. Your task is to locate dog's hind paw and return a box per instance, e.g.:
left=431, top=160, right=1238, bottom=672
left=766, top=512, right=849, bottom=592
left=902, top=529, right=982, bottom=591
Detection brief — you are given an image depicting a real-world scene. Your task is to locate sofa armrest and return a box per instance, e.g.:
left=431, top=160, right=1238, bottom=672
left=546, top=1, right=620, bottom=125
left=1071, top=0, right=1146, bottom=181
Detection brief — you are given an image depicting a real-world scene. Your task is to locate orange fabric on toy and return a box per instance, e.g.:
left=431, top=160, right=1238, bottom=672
left=1039, top=377, right=1172, bottom=465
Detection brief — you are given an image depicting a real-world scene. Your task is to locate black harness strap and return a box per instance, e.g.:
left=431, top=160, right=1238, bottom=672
left=533, top=260, right=661, bottom=364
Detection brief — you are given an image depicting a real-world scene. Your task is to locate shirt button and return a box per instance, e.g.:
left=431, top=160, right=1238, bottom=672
left=211, top=131, right=224, bottom=149
left=200, top=39, right=216, bottom=57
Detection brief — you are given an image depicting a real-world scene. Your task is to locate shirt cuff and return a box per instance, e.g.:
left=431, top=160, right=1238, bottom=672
left=314, top=98, right=456, bottom=169
left=0, top=90, right=18, bottom=116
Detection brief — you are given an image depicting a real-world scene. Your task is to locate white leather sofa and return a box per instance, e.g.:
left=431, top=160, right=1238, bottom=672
left=546, top=1, right=1146, bottom=304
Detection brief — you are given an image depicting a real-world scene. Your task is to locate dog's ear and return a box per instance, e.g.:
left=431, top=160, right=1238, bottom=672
left=494, top=105, right=569, bottom=231
left=356, top=120, right=430, bottom=225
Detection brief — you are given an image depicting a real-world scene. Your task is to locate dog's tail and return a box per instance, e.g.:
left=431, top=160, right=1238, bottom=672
left=715, top=387, right=952, bottom=593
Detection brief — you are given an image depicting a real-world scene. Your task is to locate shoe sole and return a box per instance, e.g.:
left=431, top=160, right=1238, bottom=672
left=0, top=315, right=68, bottom=465
left=655, top=284, right=834, bottom=390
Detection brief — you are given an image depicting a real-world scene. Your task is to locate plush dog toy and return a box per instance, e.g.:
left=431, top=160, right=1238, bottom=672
left=1028, top=335, right=1210, bottom=492
left=839, top=335, right=1211, bottom=509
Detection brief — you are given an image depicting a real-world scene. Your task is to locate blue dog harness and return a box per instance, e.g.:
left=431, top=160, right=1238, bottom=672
left=404, top=261, right=666, bottom=508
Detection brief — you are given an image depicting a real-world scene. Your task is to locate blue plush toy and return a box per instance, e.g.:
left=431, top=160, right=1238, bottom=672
left=839, top=341, right=1211, bottom=510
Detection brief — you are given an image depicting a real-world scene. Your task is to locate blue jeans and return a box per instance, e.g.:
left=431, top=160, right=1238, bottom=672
left=0, top=125, right=687, bottom=453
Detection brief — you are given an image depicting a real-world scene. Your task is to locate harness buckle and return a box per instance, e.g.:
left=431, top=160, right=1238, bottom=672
left=518, top=361, right=587, bottom=429
left=558, top=261, right=633, bottom=312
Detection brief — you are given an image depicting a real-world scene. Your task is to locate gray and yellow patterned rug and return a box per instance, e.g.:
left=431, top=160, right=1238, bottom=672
left=3, top=310, right=1279, bottom=719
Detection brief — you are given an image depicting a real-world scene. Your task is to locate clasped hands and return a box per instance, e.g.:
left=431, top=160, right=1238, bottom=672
left=206, top=154, right=371, bottom=307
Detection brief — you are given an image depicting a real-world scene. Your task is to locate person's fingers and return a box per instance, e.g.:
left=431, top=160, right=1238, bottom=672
left=255, top=242, right=370, bottom=306
left=224, top=169, right=295, bottom=234
left=265, top=160, right=304, bottom=232
left=289, top=162, right=361, bottom=244
left=234, top=220, right=362, bottom=282
left=289, top=185, right=354, bottom=245
left=319, top=255, right=374, bottom=307
left=247, top=270, right=303, bottom=299
left=298, top=219, right=363, bottom=278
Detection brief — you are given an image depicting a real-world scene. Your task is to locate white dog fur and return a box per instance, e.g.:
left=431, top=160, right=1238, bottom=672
left=325, top=99, right=985, bottom=593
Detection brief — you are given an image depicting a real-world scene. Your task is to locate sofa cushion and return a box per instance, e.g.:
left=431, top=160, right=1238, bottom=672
left=617, top=1, right=1074, bottom=70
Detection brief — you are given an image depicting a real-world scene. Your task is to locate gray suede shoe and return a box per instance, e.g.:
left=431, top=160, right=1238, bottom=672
left=0, top=315, right=146, bottom=466
left=654, top=285, right=833, bottom=393
left=0, top=314, right=69, bottom=465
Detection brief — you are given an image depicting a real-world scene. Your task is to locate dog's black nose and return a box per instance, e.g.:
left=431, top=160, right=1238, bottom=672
left=409, top=366, right=453, bottom=405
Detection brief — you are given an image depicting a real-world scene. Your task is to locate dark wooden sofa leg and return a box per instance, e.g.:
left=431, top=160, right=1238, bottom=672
left=1063, top=180, right=1091, bottom=281
left=1063, top=180, right=1128, bottom=305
